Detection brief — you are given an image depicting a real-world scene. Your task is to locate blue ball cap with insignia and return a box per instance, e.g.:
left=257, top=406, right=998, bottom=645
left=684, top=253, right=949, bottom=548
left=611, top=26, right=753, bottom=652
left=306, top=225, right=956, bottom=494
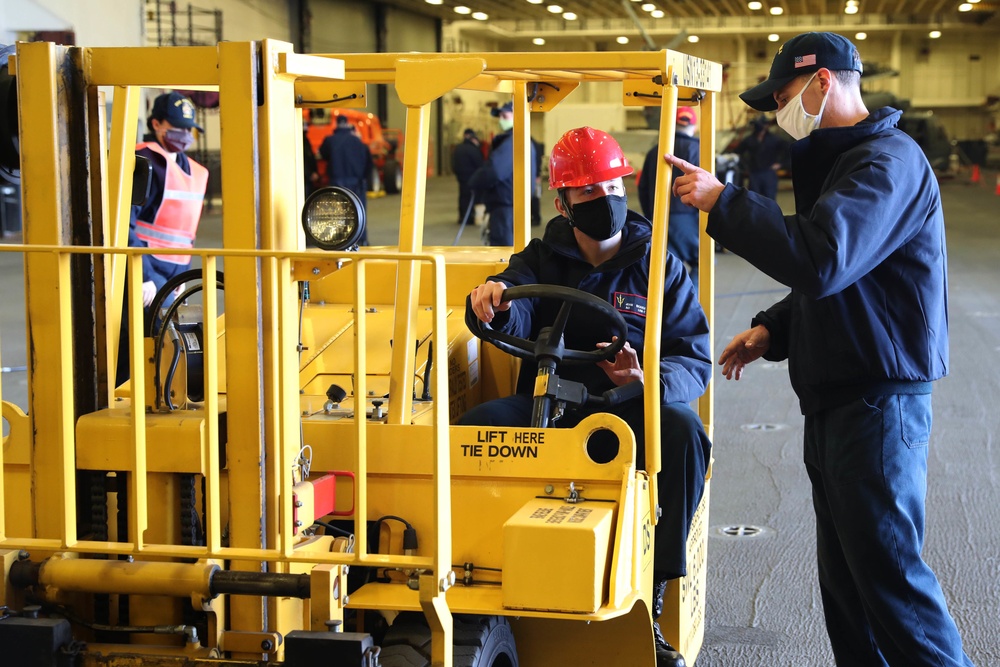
left=151, top=91, right=204, bottom=132
left=740, top=32, right=863, bottom=112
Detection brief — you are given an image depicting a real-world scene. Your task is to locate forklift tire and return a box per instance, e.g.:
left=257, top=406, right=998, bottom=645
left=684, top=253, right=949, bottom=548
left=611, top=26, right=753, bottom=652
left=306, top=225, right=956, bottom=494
left=378, top=613, right=518, bottom=667
left=383, top=159, right=402, bottom=194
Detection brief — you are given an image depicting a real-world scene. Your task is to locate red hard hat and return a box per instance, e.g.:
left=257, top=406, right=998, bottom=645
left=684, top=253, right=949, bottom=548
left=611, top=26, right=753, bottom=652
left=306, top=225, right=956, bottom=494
left=548, top=126, right=633, bottom=189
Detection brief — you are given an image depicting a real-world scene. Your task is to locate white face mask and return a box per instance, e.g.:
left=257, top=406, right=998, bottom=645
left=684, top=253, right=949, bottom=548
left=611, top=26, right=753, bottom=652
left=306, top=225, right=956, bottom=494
left=775, top=72, right=828, bottom=141
left=498, top=117, right=514, bottom=132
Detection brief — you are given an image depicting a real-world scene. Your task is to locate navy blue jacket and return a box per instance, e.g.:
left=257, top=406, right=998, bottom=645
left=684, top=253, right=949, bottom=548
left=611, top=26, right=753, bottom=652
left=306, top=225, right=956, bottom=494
left=452, top=138, right=485, bottom=186
left=638, top=131, right=699, bottom=221
left=708, top=107, right=948, bottom=415
left=468, top=131, right=537, bottom=210
left=736, top=130, right=788, bottom=175
left=477, top=211, right=712, bottom=403
left=320, top=127, right=371, bottom=193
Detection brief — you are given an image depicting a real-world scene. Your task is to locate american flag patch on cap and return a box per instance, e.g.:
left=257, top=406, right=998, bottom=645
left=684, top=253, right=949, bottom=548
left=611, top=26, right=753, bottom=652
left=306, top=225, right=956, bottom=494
left=794, top=54, right=817, bottom=68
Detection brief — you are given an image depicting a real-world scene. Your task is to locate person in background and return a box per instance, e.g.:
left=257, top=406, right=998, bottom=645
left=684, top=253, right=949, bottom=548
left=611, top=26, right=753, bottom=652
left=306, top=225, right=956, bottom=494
left=320, top=114, right=372, bottom=244
left=463, top=126, right=711, bottom=667
left=303, top=120, right=320, bottom=198
left=735, top=115, right=788, bottom=200
left=530, top=136, right=544, bottom=226
left=638, top=106, right=701, bottom=285
left=119, top=91, right=208, bottom=387
left=468, top=101, right=538, bottom=246
left=452, top=127, right=485, bottom=225
left=130, top=91, right=208, bottom=307
left=665, top=31, right=975, bottom=667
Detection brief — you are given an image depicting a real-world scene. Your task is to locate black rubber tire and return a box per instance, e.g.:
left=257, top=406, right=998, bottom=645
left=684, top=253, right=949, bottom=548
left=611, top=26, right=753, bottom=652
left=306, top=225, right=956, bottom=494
left=383, top=159, right=402, bottom=194
left=378, top=613, right=518, bottom=667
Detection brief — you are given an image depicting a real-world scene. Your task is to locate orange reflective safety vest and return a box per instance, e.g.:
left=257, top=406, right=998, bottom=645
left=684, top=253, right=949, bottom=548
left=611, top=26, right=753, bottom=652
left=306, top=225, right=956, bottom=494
left=134, top=141, right=209, bottom=265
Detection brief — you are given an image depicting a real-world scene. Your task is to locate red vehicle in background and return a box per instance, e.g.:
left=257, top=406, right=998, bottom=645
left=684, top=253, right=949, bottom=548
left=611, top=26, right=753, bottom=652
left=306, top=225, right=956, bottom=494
left=305, top=108, right=404, bottom=194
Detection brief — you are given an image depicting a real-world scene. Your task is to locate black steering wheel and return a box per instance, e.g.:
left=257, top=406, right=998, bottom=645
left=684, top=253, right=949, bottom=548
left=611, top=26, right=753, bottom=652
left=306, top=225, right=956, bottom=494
left=465, top=284, right=628, bottom=366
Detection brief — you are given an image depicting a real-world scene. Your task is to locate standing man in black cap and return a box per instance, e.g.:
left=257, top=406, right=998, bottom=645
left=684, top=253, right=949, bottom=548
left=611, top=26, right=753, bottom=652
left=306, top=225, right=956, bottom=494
left=452, top=127, right=485, bottom=226
left=664, top=32, right=975, bottom=667
left=131, top=91, right=208, bottom=308
left=735, top=115, right=788, bottom=201
left=320, top=114, right=372, bottom=244
left=469, top=101, right=537, bottom=246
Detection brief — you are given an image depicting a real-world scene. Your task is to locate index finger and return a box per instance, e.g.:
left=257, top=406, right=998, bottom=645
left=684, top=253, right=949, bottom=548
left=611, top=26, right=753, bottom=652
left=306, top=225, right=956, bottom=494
left=664, top=153, right=698, bottom=174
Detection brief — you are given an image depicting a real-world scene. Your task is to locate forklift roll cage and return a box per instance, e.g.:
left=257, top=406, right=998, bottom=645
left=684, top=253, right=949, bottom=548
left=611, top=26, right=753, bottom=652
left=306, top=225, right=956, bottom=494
left=0, top=41, right=722, bottom=666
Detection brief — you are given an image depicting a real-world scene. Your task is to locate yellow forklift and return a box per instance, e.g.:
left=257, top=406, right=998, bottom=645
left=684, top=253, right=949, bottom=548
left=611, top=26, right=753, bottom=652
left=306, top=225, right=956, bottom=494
left=0, top=41, right=722, bottom=666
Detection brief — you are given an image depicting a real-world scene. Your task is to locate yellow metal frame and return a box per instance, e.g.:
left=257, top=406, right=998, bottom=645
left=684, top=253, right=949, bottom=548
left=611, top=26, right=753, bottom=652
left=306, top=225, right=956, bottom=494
left=2, top=41, right=722, bottom=666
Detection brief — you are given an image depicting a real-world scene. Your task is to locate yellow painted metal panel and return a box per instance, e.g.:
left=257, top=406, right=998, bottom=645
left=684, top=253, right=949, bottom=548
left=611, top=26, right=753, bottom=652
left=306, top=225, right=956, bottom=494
left=17, top=41, right=77, bottom=544
left=503, top=497, right=615, bottom=613
left=395, top=58, right=485, bottom=107
left=293, top=81, right=368, bottom=109
left=217, top=39, right=267, bottom=646
left=104, top=86, right=140, bottom=399
left=75, top=407, right=207, bottom=472
left=386, top=104, right=430, bottom=424
left=202, top=258, right=223, bottom=553
left=85, top=46, right=220, bottom=86
left=276, top=52, right=344, bottom=80
left=512, top=81, right=531, bottom=251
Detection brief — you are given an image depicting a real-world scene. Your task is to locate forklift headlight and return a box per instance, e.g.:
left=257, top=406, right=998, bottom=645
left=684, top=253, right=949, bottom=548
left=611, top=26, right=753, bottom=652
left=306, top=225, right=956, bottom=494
left=302, top=186, right=366, bottom=250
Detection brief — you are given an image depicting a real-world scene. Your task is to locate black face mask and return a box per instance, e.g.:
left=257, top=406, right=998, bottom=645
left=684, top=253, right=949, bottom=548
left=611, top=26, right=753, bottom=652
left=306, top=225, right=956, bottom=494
left=569, top=194, right=628, bottom=241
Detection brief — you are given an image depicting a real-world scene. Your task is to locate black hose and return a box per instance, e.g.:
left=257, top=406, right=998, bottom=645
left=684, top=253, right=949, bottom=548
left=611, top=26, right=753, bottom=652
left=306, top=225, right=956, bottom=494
left=209, top=570, right=311, bottom=599
left=163, top=326, right=181, bottom=411
left=152, top=275, right=223, bottom=410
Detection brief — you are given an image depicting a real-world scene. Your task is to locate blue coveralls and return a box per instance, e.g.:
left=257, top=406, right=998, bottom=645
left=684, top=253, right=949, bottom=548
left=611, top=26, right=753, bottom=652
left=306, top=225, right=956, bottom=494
left=459, top=212, right=712, bottom=579
left=708, top=107, right=974, bottom=667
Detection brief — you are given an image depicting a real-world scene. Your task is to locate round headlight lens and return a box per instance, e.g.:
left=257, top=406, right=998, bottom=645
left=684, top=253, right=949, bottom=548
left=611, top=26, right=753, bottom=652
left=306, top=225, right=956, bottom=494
left=302, top=186, right=366, bottom=250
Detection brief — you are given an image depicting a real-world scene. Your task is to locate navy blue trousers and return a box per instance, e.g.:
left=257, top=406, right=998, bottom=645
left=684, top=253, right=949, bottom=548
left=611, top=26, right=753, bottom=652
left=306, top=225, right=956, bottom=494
left=458, top=393, right=711, bottom=579
left=486, top=205, right=513, bottom=246
left=804, top=393, right=974, bottom=667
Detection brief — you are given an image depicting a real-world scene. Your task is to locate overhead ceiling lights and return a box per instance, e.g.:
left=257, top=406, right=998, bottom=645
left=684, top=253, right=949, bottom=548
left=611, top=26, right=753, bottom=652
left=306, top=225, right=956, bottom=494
left=617, top=36, right=630, bottom=44
left=855, top=32, right=867, bottom=40
left=688, top=35, right=700, bottom=43
left=547, top=4, right=563, bottom=13
left=768, top=33, right=780, bottom=42
left=425, top=0, right=443, bottom=5
left=533, top=37, right=546, bottom=45
left=527, top=0, right=544, bottom=3
left=748, top=1, right=763, bottom=9
left=769, top=6, right=783, bottom=15
left=929, top=30, right=942, bottom=38
left=651, top=9, right=664, bottom=17
left=641, top=3, right=656, bottom=10
left=454, top=6, right=471, bottom=14
left=845, top=0, right=858, bottom=13
left=472, top=11, right=488, bottom=19
left=563, top=11, right=577, bottom=19
left=958, top=2, right=973, bottom=10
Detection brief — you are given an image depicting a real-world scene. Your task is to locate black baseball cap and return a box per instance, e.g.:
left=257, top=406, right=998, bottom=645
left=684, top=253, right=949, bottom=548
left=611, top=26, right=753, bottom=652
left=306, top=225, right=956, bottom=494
left=150, top=91, right=204, bottom=131
left=740, top=32, right=863, bottom=112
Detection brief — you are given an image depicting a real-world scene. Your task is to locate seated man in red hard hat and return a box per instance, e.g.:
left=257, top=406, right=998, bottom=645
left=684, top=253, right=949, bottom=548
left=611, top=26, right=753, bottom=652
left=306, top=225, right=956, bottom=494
left=460, top=126, right=712, bottom=667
